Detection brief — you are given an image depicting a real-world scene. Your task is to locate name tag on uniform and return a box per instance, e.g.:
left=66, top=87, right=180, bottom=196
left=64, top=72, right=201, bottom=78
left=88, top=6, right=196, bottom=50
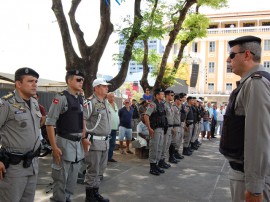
left=15, top=110, right=26, bottom=114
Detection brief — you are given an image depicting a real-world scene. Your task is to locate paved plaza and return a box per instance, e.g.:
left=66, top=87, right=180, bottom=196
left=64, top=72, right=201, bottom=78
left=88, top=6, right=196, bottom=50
left=35, top=137, right=232, bottom=202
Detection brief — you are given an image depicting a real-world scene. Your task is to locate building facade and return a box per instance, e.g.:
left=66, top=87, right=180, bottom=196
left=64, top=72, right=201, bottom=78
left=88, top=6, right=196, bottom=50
left=182, top=10, right=270, bottom=95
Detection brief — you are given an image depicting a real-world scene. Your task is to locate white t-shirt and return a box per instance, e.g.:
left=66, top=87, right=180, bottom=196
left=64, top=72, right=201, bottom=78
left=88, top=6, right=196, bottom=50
left=216, top=109, right=226, bottom=121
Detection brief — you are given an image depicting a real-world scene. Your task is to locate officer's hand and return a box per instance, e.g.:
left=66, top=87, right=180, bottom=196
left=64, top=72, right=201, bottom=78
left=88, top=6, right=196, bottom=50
left=0, top=162, right=6, bottom=180
left=52, top=147, right=62, bottom=165
left=82, top=138, right=91, bottom=154
left=172, top=128, right=176, bottom=135
left=184, top=126, right=188, bottom=132
left=149, top=128, right=154, bottom=137
left=245, top=191, right=262, bottom=202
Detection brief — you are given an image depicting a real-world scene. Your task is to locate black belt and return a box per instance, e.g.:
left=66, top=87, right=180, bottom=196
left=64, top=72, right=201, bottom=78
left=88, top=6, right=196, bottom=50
left=229, top=161, right=244, bottom=173
left=168, top=124, right=173, bottom=127
left=173, top=124, right=180, bottom=127
left=58, top=133, right=82, bottom=142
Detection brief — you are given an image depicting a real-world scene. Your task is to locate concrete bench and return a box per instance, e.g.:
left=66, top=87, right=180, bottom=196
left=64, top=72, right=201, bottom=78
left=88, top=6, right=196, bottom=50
left=135, top=147, right=149, bottom=159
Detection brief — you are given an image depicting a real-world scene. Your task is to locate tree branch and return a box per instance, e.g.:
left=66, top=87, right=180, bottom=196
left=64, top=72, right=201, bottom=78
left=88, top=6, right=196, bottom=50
left=140, top=39, right=151, bottom=90
left=68, top=0, right=89, bottom=57
left=52, top=0, right=80, bottom=70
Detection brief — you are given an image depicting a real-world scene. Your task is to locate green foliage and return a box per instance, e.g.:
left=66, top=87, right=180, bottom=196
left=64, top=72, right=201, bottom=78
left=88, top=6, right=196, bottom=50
left=119, top=82, right=142, bottom=101
left=197, top=0, right=228, bottom=9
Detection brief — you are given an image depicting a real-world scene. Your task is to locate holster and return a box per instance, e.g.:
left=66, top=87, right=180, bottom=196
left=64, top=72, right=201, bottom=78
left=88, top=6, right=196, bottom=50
left=0, top=148, right=10, bottom=169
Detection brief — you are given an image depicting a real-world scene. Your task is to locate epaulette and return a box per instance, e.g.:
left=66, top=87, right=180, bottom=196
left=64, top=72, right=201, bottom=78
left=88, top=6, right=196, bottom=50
left=1, top=92, right=14, bottom=101
left=251, top=73, right=262, bottom=79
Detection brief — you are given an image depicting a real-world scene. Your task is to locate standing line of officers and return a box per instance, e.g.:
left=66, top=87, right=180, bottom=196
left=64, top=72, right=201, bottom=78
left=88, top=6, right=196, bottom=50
left=144, top=89, right=207, bottom=175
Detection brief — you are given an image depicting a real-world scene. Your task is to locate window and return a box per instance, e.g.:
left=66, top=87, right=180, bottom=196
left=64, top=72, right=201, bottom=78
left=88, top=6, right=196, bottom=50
left=226, top=64, right=232, bottom=73
left=243, top=22, right=255, bottom=27
left=192, top=42, right=198, bottom=52
left=226, top=83, right=233, bottom=91
left=225, top=24, right=236, bottom=28
left=208, top=62, right=215, bottom=73
left=209, top=41, right=215, bottom=52
left=264, top=61, right=270, bottom=69
left=262, top=22, right=270, bottom=26
left=264, top=40, right=270, bottom=51
left=208, top=83, right=214, bottom=91
left=208, top=25, right=218, bottom=29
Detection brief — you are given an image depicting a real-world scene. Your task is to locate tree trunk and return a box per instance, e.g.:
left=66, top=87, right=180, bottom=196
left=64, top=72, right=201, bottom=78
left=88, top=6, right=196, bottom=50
left=140, top=39, right=151, bottom=92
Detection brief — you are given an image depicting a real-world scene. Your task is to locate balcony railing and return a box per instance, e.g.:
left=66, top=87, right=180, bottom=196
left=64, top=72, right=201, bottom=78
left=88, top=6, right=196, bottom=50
left=207, top=26, right=270, bottom=35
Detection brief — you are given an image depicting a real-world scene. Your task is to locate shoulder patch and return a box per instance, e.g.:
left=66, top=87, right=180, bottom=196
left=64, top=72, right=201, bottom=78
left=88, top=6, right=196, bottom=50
left=53, top=98, right=59, bottom=104
left=58, top=91, right=65, bottom=96
left=1, top=92, right=14, bottom=101
left=251, top=74, right=262, bottom=79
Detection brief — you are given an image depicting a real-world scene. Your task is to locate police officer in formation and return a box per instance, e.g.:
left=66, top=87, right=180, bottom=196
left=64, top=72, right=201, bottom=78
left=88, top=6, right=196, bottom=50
left=84, top=78, right=111, bottom=202
left=0, top=67, right=41, bottom=202
left=169, top=94, right=184, bottom=162
left=177, top=93, right=187, bottom=158
left=46, top=70, right=87, bottom=202
left=220, top=35, right=270, bottom=202
left=144, top=89, right=167, bottom=175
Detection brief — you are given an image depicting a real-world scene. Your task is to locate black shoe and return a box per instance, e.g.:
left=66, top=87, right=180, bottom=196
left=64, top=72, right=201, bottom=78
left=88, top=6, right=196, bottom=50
left=182, top=147, right=192, bottom=156
left=85, top=188, right=98, bottom=202
left=155, top=164, right=165, bottom=174
left=212, top=136, right=217, bottom=138
left=169, top=156, right=178, bottom=164
left=164, top=161, right=171, bottom=167
left=150, top=163, right=160, bottom=175
left=174, top=152, right=184, bottom=159
left=93, top=188, right=109, bottom=202
left=108, top=159, right=117, bottom=162
left=158, top=159, right=170, bottom=169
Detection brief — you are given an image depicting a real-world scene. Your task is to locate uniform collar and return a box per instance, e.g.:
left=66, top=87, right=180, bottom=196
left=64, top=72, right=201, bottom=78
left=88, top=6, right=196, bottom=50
left=239, top=64, right=265, bottom=84
left=66, top=88, right=78, bottom=97
left=93, top=93, right=105, bottom=103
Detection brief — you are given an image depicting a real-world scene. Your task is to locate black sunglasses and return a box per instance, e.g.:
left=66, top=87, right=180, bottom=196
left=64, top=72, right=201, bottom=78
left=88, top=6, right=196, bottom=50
left=76, top=78, right=84, bottom=82
left=229, top=50, right=255, bottom=59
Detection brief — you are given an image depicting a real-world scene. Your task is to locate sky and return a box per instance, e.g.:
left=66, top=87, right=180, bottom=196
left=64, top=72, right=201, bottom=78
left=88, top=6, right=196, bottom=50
left=0, top=0, right=270, bottom=82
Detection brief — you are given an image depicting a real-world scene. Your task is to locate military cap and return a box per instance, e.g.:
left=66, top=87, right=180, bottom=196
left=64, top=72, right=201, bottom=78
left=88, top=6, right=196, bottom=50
left=66, top=69, right=85, bottom=78
left=187, top=96, right=193, bottom=101
left=199, top=97, right=204, bottom=100
left=228, top=35, right=261, bottom=48
left=154, top=88, right=164, bottom=93
left=179, top=93, right=187, bottom=97
left=164, top=90, right=174, bottom=95
left=15, top=67, right=39, bottom=81
left=192, top=97, right=197, bottom=100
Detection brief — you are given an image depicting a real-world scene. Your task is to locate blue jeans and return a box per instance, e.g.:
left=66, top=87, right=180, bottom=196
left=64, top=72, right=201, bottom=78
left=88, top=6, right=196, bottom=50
left=108, top=130, right=117, bottom=160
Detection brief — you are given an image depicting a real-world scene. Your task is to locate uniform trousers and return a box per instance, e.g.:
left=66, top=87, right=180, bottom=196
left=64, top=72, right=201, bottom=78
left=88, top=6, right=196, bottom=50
left=149, top=128, right=164, bottom=164
left=191, top=123, right=199, bottom=143
left=183, top=124, right=194, bottom=147
left=171, top=126, right=181, bottom=148
left=161, top=127, right=173, bottom=160
left=229, top=168, right=270, bottom=202
left=84, top=149, right=108, bottom=188
left=51, top=159, right=80, bottom=202
left=176, top=123, right=185, bottom=151
left=0, top=173, right=37, bottom=202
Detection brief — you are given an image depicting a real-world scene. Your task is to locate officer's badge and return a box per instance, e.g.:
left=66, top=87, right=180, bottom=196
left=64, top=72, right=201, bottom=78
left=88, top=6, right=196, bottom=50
left=76, top=70, right=79, bottom=75
left=25, top=68, right=29, bottom=74
left=20, top=121, right=27, bottom=128
left=13, top=103, right=22, bottom=109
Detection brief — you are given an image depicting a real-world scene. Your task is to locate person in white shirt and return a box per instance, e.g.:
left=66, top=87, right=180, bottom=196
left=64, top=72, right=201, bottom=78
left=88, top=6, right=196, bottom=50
left=136, top=115, right=149, bottom=148
left=216, top=105, right=225, bottom=136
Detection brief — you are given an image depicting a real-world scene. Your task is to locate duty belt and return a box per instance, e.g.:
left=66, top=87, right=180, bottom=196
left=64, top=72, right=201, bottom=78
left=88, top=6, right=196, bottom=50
left=229, top=161, right=244, bottom=173
left=173, top=124, right=180, bottom=127
left=91, top=135, right=109, bottom=141
left=58, top=133, right=82, bottom=142
left=168, top=124, right=173, bottom=127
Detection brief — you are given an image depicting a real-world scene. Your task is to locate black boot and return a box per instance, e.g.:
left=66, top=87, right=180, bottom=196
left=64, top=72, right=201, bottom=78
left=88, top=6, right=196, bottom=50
left=155, top=164, right=165, bottom=173
left=158, top=159, right=170, bottom=169
left=174, top=150, right=184, bottom=159
left=93, top=188, right=109, bottom=202
left=191, top=142, right=199, bottom=150
left=169, top=145, right=179, bottom=163
left=188, top=145, right=194, bottom=152
left=150, top=163, right=160, bottom=175
left=182, top=147, right=192, bottom=156
left=85, top=187, right=98, bottom=202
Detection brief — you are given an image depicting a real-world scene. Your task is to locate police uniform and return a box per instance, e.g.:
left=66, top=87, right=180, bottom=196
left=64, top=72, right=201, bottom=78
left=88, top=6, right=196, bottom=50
left=170, top=95, right=183, bottom=160
left=220, top=36, right=270, bottom=201
left=0, top=68, right=41, bottom=202
left=145, top=91, right=167, bottom=175
left=46, top=70, right=85, bottom=202
left=84, top=93, right=111, bottom=200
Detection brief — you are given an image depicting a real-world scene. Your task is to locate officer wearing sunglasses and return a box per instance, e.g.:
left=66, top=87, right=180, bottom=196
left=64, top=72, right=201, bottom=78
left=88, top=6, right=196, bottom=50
left=220, top=36, right=270, bottom=202
left=46, top=69, right=87, bottom=202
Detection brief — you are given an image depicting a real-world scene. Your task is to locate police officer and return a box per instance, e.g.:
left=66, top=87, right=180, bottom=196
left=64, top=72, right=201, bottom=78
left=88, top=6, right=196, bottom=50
left=144, top=89, right=167, bottom=175
left=46, top=70, right=87, bottom=202
left=182, top=96, right=194, bottom=156
left=170, top=94, right=183, bottom=161
left=189, top=97, right=200, bottom=151
left=84, top=78, right=111, bottom=202
left=0, top=67, right=41, bottom=202
left=220, top=35, right=270, bottom=202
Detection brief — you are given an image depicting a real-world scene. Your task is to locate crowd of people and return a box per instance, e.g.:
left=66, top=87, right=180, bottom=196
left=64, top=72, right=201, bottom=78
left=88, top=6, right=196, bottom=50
left=0, top=35, right=270, bottom=202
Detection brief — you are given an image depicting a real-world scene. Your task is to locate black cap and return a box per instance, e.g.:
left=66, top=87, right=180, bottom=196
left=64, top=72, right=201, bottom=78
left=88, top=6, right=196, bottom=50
left=15, top=67, right=39, bottom=81
left=192, top=97, right=197, bottom=100
left=164, top=90, right=174, bottom=95
left=228, top=35, right=261, bottom=48
left=179, top=93, right=187, bottom=97
left=187, top=96, right=193, bottom=101
left=66, top=69, right=84, bottom=78
left=154, top=88, right=164, bottom=93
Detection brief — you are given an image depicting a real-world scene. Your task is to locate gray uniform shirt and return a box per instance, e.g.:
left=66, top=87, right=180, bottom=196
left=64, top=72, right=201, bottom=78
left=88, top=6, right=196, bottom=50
left=173, top=104, right=181, bottom=126
left=0, top=90, right=41, bottom=177
left=45, top=88, right=84, bottom=162
left=234, top=65, right=270, bottom=193
left=85, top=94, right=111, bottom=151
left=164, top=101, right=174, bottom=125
